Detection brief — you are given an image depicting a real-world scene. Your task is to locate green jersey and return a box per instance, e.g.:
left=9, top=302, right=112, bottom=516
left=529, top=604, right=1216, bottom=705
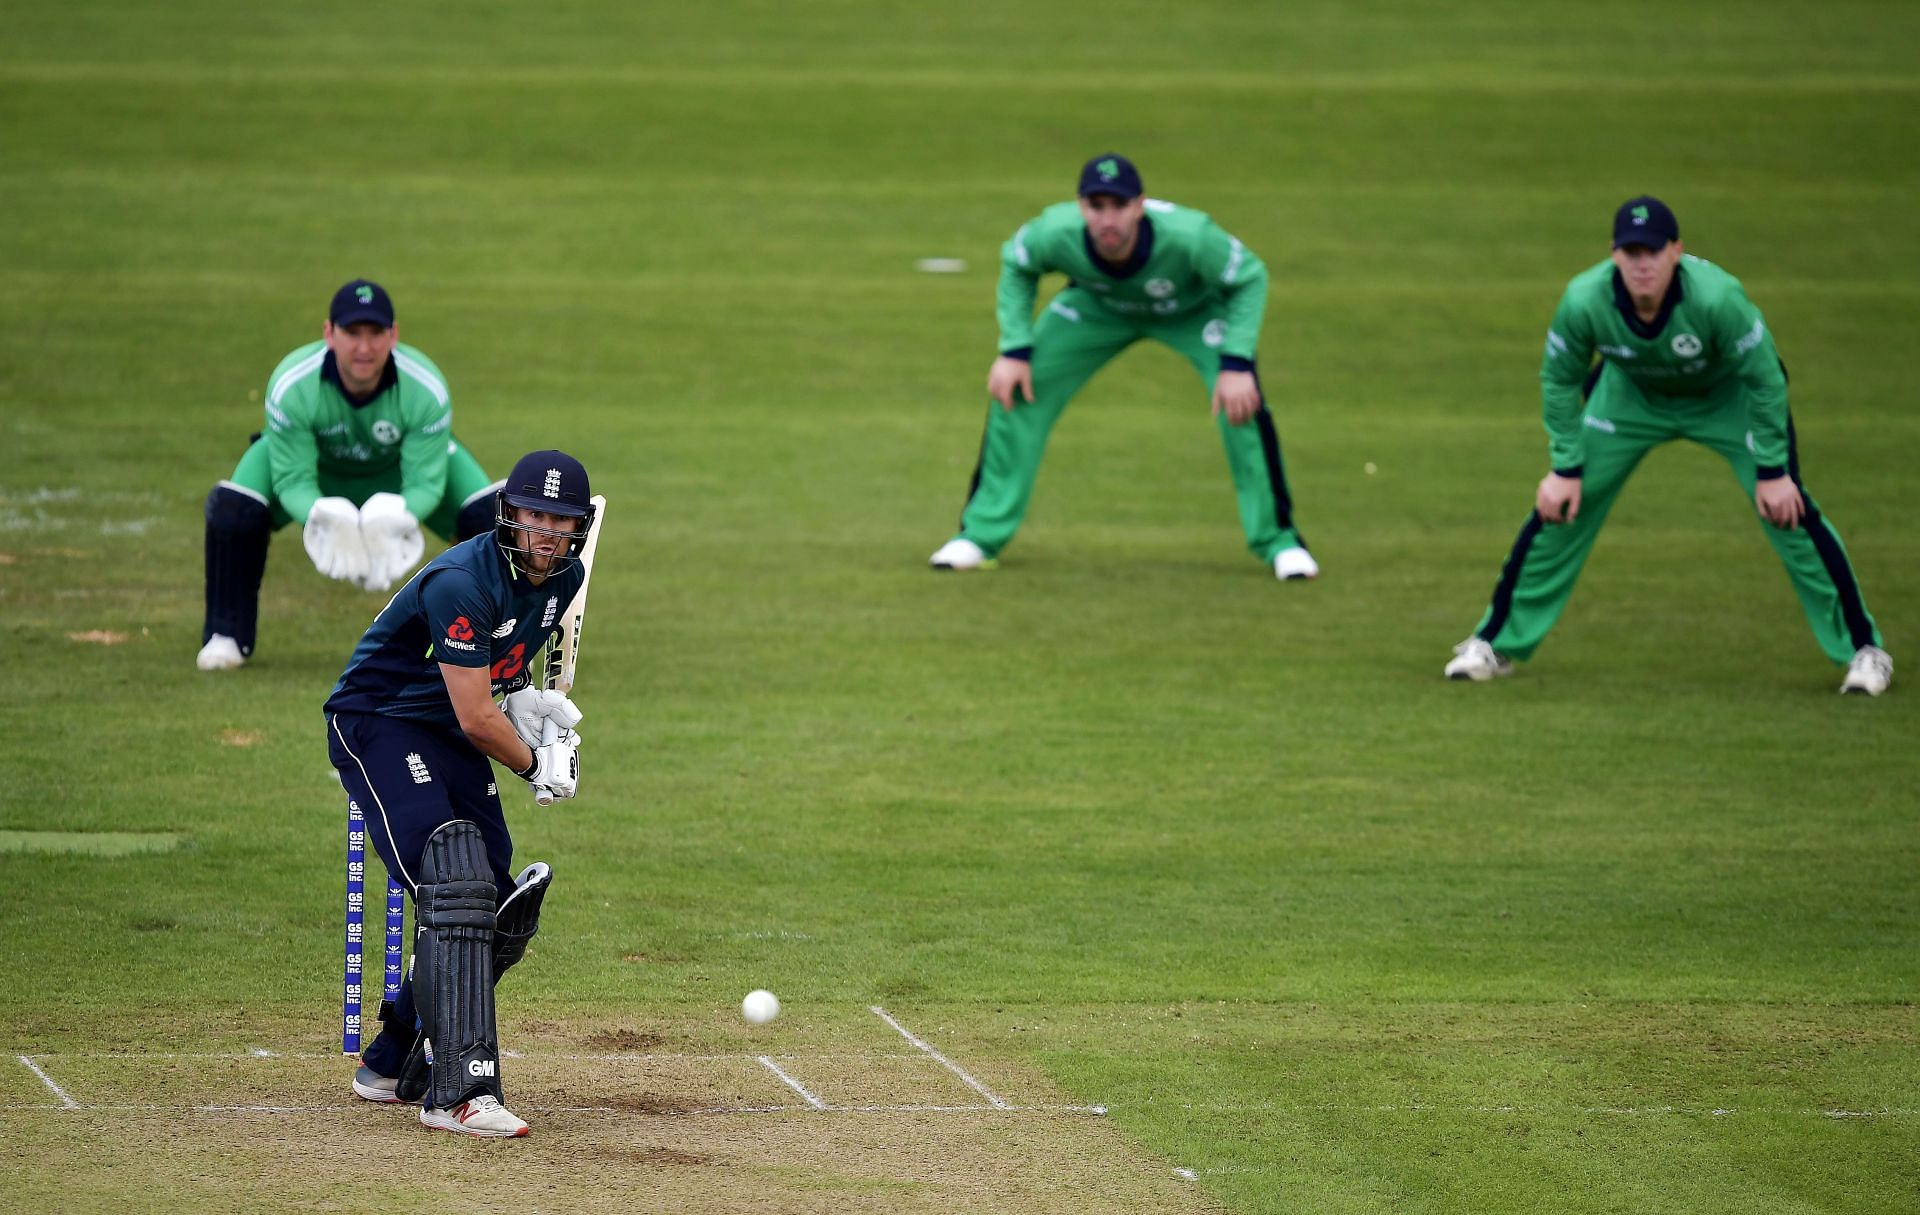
left=996, top=200, right=1269, bottom=362
left=1541, top=254, right=1787, bottom=473
left=261, top=341, right=454, bottom=524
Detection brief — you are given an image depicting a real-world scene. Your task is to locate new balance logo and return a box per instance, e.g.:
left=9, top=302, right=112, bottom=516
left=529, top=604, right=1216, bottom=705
left=543, top=468, right=562, bottom=498
left=492, top=618, right=517, bottom=639
left=406, top=753, right=432, bottom=784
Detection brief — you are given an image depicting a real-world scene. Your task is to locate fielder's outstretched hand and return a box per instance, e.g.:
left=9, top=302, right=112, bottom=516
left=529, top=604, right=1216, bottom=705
left=987, top=356, right=1033, bottom=411
left=1535, top=472, right=1583, bottom=524
left=1754, top=477, right=1804, bottom=530
left=1210, top=370, right=1261, bottom=426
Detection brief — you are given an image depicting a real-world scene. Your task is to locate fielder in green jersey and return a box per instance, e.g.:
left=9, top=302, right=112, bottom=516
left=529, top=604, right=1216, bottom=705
left=929, top=154, right=1317, bottom=580
left=1445, top=197, right=1892, bottom=695
left=197, top=280, right=500, bottom=671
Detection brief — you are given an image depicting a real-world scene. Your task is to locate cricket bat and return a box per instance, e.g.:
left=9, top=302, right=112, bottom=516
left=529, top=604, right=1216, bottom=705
left=533, top=493, right=606, bottom=806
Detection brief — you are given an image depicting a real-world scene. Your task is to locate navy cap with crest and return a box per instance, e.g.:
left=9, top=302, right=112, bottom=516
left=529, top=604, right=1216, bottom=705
left=1077, top=153, right=1143, bottom=200
left=501, top=450, right=593, bottom=517
left=1612, top=196, right=1680, bottom=251
left=329, top=278, right=395, bottom=328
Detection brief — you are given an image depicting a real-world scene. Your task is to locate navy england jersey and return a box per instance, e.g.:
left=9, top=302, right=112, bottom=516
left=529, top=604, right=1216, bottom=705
left=325, top=535, right=586, bottom=729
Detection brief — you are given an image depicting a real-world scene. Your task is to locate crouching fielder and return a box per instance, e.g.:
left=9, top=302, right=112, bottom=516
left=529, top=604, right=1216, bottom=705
left=1445, top=197, right=1891, bottom=695
left=324, top=450, right=596, bottom=1137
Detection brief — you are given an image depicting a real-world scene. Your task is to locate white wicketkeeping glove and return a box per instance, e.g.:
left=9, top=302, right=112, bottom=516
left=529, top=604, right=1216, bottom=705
left=358, top=491, right=424, bottom=592
left=526, top=730, right=581, bottom=799
left=501, top=689, right=585, bottom=749
left=303, top=497, right=369, bottom=584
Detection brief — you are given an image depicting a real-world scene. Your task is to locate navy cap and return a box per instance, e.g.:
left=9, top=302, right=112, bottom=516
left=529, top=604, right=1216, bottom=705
left=1612, top=196, right=1680, bottom=250
left=329, top=278, right=395, bottom=328
left=501, top=450, right=593, bottom=517
left=1077, top=153, right=1143, bottom=200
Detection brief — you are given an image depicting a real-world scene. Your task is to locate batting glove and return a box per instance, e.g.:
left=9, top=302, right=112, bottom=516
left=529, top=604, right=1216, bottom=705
left=523, top=730, right=581, bottom=799
left=502, top=689, right=585, bottom=749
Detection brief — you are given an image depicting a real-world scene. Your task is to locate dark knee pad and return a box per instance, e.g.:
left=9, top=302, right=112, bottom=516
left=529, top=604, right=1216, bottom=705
left=412, top=821, right=502, bottom=1107
left=203, top=483, right=272, bottom=652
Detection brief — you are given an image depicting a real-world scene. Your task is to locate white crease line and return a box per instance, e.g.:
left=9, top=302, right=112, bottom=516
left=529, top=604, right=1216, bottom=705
left=0, top=1100, right=1103, bottom=1116
left=23, top=1050, right=916, bottom=1062
left=16, top=1056, right=79, bottom=1109
left=869, top=1006, right=1011, bottom=1110
left=756, top=1056, right=827, bottom=1110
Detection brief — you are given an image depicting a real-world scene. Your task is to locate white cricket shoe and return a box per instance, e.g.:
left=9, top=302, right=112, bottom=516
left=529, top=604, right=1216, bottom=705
left=1273, top=546, right=1319, bottom=581
left=929, top=538, right=990, bottom=570
left=1444, top=637, right=1513, bottom=681
left=352, top=1064, right=402, bottom=1104
left=196, top=634, right=245, bottom=671
left=420, top=1094, right=529, bottom=1138
left=1840, top=645, right=1892, bottom=696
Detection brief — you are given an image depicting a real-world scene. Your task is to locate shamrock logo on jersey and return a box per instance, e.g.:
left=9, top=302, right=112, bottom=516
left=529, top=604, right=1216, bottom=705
left=356, top=285, right=374, bottom=304
left=1671, top=333, right=1703, bottom=357
left=371, top=420, right=401, bottom=445
left=1145, top=278, right=1175, bottom=299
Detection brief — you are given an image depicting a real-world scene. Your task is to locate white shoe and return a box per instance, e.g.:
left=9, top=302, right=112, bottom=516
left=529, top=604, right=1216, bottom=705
left=929, top=538, right=991, bottom=570
left=419, top=1094, right=529, bottom=1138
left=1444, top=637, right=1513, bottom=681
left=196, top=634, right=245, bottom=671
left=1273, top=546, right=1318, bottom=581
left=1840, top=645, right=1892, bottom=696
left=352, top=1064, right=402, bottom=1104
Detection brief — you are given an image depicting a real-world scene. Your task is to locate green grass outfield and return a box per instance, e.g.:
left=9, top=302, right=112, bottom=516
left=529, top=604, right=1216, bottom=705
left=2, top=2, right=1917, bottom=1210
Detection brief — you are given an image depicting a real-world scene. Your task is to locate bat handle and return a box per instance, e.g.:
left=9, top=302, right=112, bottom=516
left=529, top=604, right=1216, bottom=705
left=531, top=717, right=561, bottom=806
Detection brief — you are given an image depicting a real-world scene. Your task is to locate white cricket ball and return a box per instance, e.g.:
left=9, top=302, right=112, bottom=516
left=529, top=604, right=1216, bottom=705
left=742, top=989, right=780, bottom=1025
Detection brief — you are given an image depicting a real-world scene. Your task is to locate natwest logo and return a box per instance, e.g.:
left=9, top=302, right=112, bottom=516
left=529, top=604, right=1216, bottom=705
left=447, top=616, right=475, bottom=641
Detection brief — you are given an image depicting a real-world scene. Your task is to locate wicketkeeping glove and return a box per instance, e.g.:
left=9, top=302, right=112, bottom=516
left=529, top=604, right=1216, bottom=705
left=358, top=491, right=424, bottom=592
left=303, top=497, right=369, bottom=584
left=501, top=689, right=585, bottom=749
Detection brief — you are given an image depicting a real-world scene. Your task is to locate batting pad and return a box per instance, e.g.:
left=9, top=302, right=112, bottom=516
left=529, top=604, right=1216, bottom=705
left=412, top=820, right=501, bottom=1108
left=493, top=861, right=552, bottom=980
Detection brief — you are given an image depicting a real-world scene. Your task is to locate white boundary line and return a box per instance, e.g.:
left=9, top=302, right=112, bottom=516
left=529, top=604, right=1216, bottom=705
left=756, top=1056, right=828, bottom=1110
left=869, top=1006, right=1011, bottom=1110
left=16, top=1055, right=78, bottom=1109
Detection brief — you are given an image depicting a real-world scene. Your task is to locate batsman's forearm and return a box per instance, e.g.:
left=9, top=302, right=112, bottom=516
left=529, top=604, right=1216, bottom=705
left=459, top=711, right=537, bottom=778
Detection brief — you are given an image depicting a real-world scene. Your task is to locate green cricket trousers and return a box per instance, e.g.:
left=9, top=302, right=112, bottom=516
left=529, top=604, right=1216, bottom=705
left=952, top=287, right=1304, bottom=564
left=1472, top=364, right=1881, bottom=664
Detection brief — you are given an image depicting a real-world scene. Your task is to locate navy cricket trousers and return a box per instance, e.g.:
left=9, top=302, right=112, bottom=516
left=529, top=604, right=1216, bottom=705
left=327, top=711, right=515, bottom=1074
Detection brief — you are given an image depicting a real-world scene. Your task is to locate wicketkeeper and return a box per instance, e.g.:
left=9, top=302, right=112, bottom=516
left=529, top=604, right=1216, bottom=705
left=930, top=154, right=1316, bottom=580
left=1445, top=197, right=1891, bottom=694
left=197, top=279, right=501, bottom=670
left=326, top=450, right=595, bottom=1138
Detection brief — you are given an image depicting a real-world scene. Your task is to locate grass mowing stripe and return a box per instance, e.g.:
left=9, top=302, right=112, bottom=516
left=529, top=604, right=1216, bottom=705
left=0, top=831, right=185, bottom=857
left=5, top=62, right=1920, bottom=93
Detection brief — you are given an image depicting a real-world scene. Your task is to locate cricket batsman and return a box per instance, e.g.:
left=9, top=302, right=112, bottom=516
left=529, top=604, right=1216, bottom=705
left=929, top=154, right=1317, bottom=580
left=327, top=450, right=594, bottom=1137
left=197, top=279, right=501, bottom=670
left=1444, top=197, right=1892, bottom=695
